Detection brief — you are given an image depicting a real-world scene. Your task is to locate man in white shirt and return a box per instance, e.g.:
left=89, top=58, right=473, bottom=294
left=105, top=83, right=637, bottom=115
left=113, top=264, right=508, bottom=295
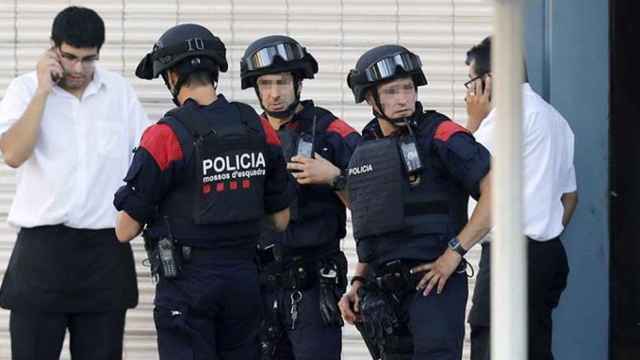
left=464, top=36, right=578, bottom=360
left=0, top=7, right=150, bottom=360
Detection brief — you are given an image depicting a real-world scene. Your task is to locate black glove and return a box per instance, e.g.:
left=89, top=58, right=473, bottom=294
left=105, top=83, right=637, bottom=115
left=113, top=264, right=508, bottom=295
left=318, top=264, right=344, bottom=327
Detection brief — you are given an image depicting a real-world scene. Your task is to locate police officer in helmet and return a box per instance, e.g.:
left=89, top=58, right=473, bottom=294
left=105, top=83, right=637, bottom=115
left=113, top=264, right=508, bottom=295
left=338, top=45, right=493, bottom=360
left=240, top=35, right=361, bottom=360
left=114, top=24, right=291, bottom=359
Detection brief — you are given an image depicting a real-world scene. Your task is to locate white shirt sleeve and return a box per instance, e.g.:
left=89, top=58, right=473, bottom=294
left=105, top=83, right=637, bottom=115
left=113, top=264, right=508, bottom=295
left=562, top=164, right=577, bottom=193
left=125, top=82, right=152, bottom=158
left=0, top=77, right=32, bottom=135
left=561, top=121, right=577, bottom=194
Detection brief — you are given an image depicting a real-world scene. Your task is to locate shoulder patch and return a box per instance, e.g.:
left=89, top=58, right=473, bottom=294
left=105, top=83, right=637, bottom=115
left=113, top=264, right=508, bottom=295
left=327, top=118, right=357, bottom=138
left=259, top=116, right=282, bottom=146
left=140, top=123, right=183, bottom=171
left=434, top=120, right=470, bottom=142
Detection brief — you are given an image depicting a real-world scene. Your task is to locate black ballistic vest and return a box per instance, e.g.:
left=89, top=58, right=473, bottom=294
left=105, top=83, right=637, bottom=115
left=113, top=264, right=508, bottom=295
left=347, top=111, right=468, bottom=263
left=157, top=100, right=267, bottom=230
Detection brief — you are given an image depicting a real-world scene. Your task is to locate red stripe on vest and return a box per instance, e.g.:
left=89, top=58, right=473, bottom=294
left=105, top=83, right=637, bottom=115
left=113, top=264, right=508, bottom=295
left=434, top=120, right=470, bottom=142
left=140, top=124, right=183, bottom=171
left=327, top=118, right=357, bottom=139
left=259, top=117, right=282, bottom=146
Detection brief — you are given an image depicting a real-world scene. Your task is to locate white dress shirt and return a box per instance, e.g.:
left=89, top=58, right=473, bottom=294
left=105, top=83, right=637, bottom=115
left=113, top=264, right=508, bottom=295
left=0, top=66, right=151, bottom=229
left=469, top=83, right=577, bottom=241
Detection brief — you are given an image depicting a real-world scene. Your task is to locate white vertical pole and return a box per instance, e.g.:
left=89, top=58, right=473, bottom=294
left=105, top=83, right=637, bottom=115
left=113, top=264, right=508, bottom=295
left=492, top=1, right=527, bottom=360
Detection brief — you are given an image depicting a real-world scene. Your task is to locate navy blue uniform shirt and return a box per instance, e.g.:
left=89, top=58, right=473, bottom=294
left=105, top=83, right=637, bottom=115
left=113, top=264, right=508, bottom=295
left=263, top=100, right=362, bottom=253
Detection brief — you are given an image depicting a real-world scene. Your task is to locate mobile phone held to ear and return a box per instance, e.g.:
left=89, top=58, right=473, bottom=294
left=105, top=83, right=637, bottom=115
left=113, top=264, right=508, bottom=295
left=51, top=71, right=61, bottom=84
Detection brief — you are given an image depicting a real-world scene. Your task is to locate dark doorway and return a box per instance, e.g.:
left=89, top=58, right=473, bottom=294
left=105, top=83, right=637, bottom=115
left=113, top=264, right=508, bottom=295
left=610, top=0, right=640, bottom=359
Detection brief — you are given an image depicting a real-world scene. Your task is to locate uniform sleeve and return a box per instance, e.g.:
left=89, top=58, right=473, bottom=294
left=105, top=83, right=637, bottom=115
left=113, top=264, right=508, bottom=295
left=432, top=120, right=491, bottom=200
left=324, top=118, right=363, bottom=169
left=0, top=77, right=32, bottom=135
left=260, top=117, right=293, bottom=213
left=113, top=123, right=186, bottom=223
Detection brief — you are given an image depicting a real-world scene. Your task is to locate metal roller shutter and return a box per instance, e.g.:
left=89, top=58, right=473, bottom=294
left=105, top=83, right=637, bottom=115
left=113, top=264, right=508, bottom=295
left=0, top=1, right=492, bottom=358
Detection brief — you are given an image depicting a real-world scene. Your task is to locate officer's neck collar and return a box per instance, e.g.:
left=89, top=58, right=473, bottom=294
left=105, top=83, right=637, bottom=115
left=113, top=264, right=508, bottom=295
left=180, top=94, right=227, bottom=108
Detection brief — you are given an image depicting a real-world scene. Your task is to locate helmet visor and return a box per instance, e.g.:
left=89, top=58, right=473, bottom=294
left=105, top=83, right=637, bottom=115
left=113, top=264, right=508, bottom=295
left=364, top=53, right=422, bottom=82
left=245, top=43, right=305, bottom=71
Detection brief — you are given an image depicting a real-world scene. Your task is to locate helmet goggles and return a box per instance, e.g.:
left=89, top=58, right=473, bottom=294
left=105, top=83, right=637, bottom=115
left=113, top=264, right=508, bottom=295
left=245, top=42, right=306, bottom=71
left=364, top=52, right=422, bottom=82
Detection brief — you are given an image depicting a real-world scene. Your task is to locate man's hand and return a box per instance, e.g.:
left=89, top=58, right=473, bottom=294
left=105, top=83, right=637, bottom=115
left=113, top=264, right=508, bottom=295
left=465, top=74, right=492, bottom=132
left=36, top=48, right=63, bottom=95
left=411, top=249, right=462, bottom=296
left=287, top=152, right=341, bottom=185
left=339, top=281, right=363, bottom=325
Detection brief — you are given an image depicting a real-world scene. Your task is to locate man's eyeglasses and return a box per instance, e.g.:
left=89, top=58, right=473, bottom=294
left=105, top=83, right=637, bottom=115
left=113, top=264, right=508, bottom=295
left=56, top=48, right=99, bottom=67
left=464, top=74, right=485, bottom=89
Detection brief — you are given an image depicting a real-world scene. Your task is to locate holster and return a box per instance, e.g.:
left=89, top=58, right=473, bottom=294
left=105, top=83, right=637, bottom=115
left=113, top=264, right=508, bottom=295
left=142, top=230, right=191, bottom=281
left=357, top=280, right=413, bottom=360
left=372, top=260, right=422, bottom=302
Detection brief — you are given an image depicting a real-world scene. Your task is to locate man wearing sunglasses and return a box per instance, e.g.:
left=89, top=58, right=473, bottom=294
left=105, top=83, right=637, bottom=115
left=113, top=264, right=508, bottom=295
left=338, top=45, right=492, bottom=360
left=464, top=36, right=578, bottom=360
left=240, top=35, right=361, bottom=360
left=0, top=6, right=149, bottom=360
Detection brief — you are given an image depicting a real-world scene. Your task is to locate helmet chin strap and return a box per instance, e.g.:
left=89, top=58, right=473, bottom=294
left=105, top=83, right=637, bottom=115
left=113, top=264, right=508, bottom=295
left=162, top=72, right=184, bottom=107
left=255, top=79, right=301, bottom=119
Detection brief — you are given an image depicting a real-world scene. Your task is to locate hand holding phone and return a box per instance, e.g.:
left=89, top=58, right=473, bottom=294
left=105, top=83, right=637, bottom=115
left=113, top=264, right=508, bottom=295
left=36, top=48, right=63, bottom=93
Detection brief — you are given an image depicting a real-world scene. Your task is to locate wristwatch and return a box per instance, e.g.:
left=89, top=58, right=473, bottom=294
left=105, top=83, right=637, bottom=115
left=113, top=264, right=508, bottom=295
left=448, top=237, right=468, bottom=257
left=330, top=169, right=347, bottom=191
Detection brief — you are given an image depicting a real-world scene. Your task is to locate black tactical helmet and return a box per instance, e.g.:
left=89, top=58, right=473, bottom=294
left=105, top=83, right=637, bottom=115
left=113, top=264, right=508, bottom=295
left=240, top=35, right=318, bottom=90
left=135, top=23, right=228, bottom=81
left=347, top=45, right=427, bottom=103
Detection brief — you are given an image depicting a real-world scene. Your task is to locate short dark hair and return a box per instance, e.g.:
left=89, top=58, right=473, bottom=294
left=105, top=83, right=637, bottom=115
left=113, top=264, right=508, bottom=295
left=466, top=36, right=529, bottom=81
left=466, top=36, right=492, bottom=75
left=180, top=70, right=219, bottom=88
left=51, top=7, right=105, bottom=50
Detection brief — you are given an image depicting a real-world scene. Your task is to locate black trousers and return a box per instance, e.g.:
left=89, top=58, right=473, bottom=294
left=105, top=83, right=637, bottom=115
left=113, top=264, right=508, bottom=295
left=261, top=283, right=342, bottom=360
left=153, top=248, right=262, bottom=360
left=468, top=239, right=569, bottom=360
left=361, top=269, right=468, bottom=360
left=9, top=309, right=127, bottom=360
left=0, top=225, right=138, bottom=360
